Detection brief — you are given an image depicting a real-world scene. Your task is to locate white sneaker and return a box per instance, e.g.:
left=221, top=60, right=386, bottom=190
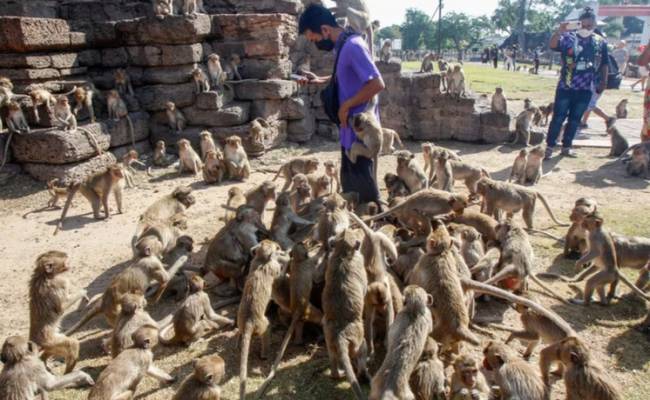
left=561, top=147, right=578, bottom=158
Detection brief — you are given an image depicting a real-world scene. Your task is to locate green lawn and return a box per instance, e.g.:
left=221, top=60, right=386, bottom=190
left=402, top=61, right=645, bottom=118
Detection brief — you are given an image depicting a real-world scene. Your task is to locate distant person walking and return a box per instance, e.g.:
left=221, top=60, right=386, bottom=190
left=533, top=48, right=540, bottom=74
left=544, top=8, right=608, bottom=159
left=492, top=46, right=498, bottom=69
left=637, top=41, right=650, bottom=142
left=611, top=40, right=629, bottom=76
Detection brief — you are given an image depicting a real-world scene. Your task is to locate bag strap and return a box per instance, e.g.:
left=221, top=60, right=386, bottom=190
left=331, top=32, right=355, bottom=82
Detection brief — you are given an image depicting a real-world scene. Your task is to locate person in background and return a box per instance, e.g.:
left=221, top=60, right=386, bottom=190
left=533, top=47, right=540, bottom=74
left=611, top=40, right=629, bottom=76
left=544, top=8, right=608, bottom=159
left=492, top=45, right=499, bottom=69
left=637, top=41, right=650, bottom=141
left=632, top=45, right=649, bottom=92
left=298, top=4, right=385, bottom=206
left=512, top=44, right=518, bottom=71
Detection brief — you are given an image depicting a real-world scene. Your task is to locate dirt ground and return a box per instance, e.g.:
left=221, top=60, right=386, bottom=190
left=1, top=137, right=649, bottom=399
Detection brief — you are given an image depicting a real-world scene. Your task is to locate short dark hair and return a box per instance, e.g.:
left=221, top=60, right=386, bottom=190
left=579, top=7, right=596, bottom=21
left=299, top=4, right=338, bottom=34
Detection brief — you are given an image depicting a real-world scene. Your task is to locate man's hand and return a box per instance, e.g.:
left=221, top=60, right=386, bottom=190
left=596, top=83, right=606, bottom=94
left=339, top=101, right=351, bottom=128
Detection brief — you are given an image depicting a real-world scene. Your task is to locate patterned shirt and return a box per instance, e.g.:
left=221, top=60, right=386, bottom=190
left=335, top=32, right=381, bottom=150
left=557, top=32, right=608, bottom=91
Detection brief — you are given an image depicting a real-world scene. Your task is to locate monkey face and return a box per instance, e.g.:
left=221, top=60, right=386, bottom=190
left=252, top=239, right=280, bottom=261
left=230, top=54, right=241, bottom=64
left=276, top=192, right=291, bottom=207
left=460, top=362, right=479, bottom=387
left=226, top=136, right=242, bottom=149
left=188, top=274, right=204, bottom=293
left=166, top=101, right=176, bottom=111
left=582, top=213, right=603, bottom=230
left=482, top=342, right=506, bottom=371
left=305, top=159, right=320, bottom=174
left=208, top=54, right=220, bottom=63
left=228, top=187, right=243, bottom=198
left=495, top=87, right=503, bottom=94
left=449, top=194, right=468, bottom=212
left=36, top=250, right=69, bottom=276
left=195, top=355, right=225, bottom=386
left=8, top=101, right=21, bottom=111
left=292, top=173, right=309, bottom=188
left=421, top=143, right=432, bottom=156
left=261, top=181, right=277, bottom=201
left=570, top=206, right=590, bottom=223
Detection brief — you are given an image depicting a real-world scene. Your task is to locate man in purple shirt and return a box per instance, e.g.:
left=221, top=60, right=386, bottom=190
left=545, top=7, right=608, bottom=159
left=298, top=4, right=385, bottom=205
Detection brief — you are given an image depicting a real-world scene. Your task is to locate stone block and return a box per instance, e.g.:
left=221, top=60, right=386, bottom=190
left=116, top=14, right=212, bottom=45
left=12, top=125, right=111, bottom=164
left=0, top=54, right=51, bottom=69
left=106, top=111, right=150, bottom=148
left=0, top=68, right=60, bottom=81
left=23, top=152, right=117, bottom=185
left=140, top=64, right=194, bottom=85
left=50, top=53, right=79, bottom=69
left=195, top=91, right=224, bottom=110
left=480, top=112, right=511, bottom=144
left=101, top=48, right=129, bottom=67
left=135, top=82, right=195, bottom=112
left=59, top=67, right=87, bottom=77
left=233, top=79, right=297, bottom=100
left=449, top=112, right=482, bottom=142
left=377, top=60, right=402, bottom=75
left=215, top=14, right=297, bottom=43
left=111, top=140, right=151, bottom=161
left=251, top=97, right=307, bottom=121
left=0, top=17, right=83, bottom=53
left=126, top=46, right=163, bottom=67
left=78, top=50, right=102, bottom=66
left=182, top=102, right=250, bottom=127
left=288, top=115, right=316, bottom=143
left=316, top=121, right=338, bottom=141
left=239, top=59, right=291, bottom=80
left=160, top=43, right=208, bottom=66
left=204, top=0, right=302, bottom=15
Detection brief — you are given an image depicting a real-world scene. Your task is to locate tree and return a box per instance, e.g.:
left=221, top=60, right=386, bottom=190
left=401, top=8, right=436, bottom=50
left=440, top=13, right=494, bottom=60
left=376, top=25, right=401, bottom=41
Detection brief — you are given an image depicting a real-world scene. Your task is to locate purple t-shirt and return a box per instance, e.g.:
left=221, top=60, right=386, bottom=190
left=335, top=33, right=381, bottom=150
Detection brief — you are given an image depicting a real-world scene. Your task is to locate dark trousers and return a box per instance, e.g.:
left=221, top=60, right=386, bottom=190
left=493, top=58, right=498, bottom=68
left=340, top=148, right=380, bottom=204
left=546, top=88, right=592, bottom=148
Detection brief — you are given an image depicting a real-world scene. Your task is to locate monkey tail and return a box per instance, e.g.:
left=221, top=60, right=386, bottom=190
left=480, top=168, right=491, bottom=178
left=462, top=279, right=575, bottom=335
left=468, top=322, right=496, bottom=338
left=525, top=228, right=565, bottom=242
left=0, top=131, right=14, bottom=171
left=125, top=115, right=136, bottom=148
left=158, top=323, right=177, bottom=346
left=457, top=325, right=481, bottom=346
left=239, top=324, right=254, bottom=400
left=336, top=335, right=365, bottom=400
left=616, top=270, right=650, bottom=302
left=394, top=132, right=404, bottom=149
left=65, top=299, right=102, bottom=335
left=535, top=193, right=569, bottom=227
left=535, top=272, right=575, bottom=283
left=77, top=127, right=103, bottom=156
left=254, top=312, right=300, bottom=399
left=529, top=274, right=571, bottom=304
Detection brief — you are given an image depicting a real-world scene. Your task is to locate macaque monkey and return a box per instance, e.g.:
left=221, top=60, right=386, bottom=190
left=177, top=138, right=202, bottom=176
left=183, top=0, right=205, bottom=15
left=0, top=101, right=30, bottom=170
left=153, top=0, right=173, bottom=19
left=331, top=0, right=374, bottom=54
left=449, top=354, right=490, bottom=400
left=165, top=101, right=186, bottom=134
left=307, top=174, right=331, bottom=199
left=224, top=135, right=251, bottom=180
left=552, top=337, right=623, bottom=400
left=151, top=140, right=172, bottom=168
left=54, top=96, right=103, bottom=155
left=384, top=172, right=409, bottom=201
left=626, top=145, right=650, bottom=178
left=121, top=149, right=145, bottom=188
left=46, top=178, right=68, bottom=208
left=420, top=52, right=435, bottom=73
left=569, top=212, right=650, bottom=305
left=106, top=89, right=136, bottom=147
left=245, top=180, right=277, bottom=219
left=434, top=151, right=454, bottom=192
left=135, top=185, right=195, bottom=236
left=324, top=160, right=341, bottom=193
left=223, top=186, right=246, bottom=222
left=160, top=275, right=234, bottom=346
left=482, top=341, right=547, bottom=400
left=0, top=75, right=13, bottom=90
left=509, top=148, right=528, bottom=184
left=380, top=128, right=404, bottom=155
left=54, top=164, right=124, bottom=234
left=369, top=286, right=433, bottom=400
left=512, top=108, right=537, bottom=146
left=290, top=175, right=312, bottom=211
left=607, top=119, right=629, bottom=157
left=114, top=68, right=135, bottom=97
left=449, top=65, right=466, bottom=97
left=0, top=336, right=94, bottom=399
left=273, top=156, right=320, bottom=191
left=203, top=149, right=226, bottom=184
left=491, top=87, right=507, bottom=114
left=322, top=229, right=370, bottom=400
left=192, top=66, right=210, bottom=94
left=270, top=192, right=314, bottom=250
left=88, top=325, right=175, bottom=400
left=380, top=40, right=392, bottom=63
left=538, top=102, right=554, bottom=126
left=348, top=99, right=382, bottom=180
left=200, top=130, right=218, bottom=160
left=237, top=240, right=284, bottom=400
left=110, top=292, right=163, bottom=357
left=523, top=144, right=545, bottom=185
left=29, top=251, right=87, bottom=373
left=172, top=355, right=225, bottom=400
left=409, top=337, right=446, bottom=400
left=224, top=54, right=243, bottom=81
left=28, top=88, right=56, bottom=124
left=422, top=142, right=462, bottom=183
left=207, top=53, right=226, bottom=89
left=72, top=85, right=99, bottom=123
left=616, top=99, right=628, bottom=119
left=563, top=198, right=597, bottom=259
left=395, top=150, right=428, bottom=193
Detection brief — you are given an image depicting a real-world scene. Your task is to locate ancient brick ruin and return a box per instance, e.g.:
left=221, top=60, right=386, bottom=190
left=0, top=0, right=509, bottom=184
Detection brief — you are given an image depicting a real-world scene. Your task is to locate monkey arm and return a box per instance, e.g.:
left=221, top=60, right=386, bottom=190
left=576, top=250, right=598, bottom=269
left=146, top=364, right=175, bottom=383
left=38, top=368, right=93, bottom=391
left=63, top=288, right=88, bottom=310
left=157, top=314, right=174, bottom=330
left=289, top=212, right=315, bottom=227
left=202, top=293, right=234, bottom=326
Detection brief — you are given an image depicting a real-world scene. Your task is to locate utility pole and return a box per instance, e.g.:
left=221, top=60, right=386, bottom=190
left=437, top=0, right=442, bottom=55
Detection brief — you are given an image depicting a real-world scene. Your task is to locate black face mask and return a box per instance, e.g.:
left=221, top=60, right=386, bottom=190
left=315, top=38, right=335, bottom=52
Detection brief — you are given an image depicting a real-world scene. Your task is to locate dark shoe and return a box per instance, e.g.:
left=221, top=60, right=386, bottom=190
left=544, top=147, right=554, bottom=160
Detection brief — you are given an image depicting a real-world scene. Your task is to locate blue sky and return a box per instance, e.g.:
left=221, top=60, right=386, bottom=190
left=322, top=1, right=501, bottom=27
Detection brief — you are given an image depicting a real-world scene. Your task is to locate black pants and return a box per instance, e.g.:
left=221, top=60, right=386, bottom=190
left=340, top=148, right=380, bottom=204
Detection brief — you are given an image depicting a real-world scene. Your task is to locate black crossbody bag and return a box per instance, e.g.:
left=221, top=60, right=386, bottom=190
left=321, top=33, right=352, bottom=126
